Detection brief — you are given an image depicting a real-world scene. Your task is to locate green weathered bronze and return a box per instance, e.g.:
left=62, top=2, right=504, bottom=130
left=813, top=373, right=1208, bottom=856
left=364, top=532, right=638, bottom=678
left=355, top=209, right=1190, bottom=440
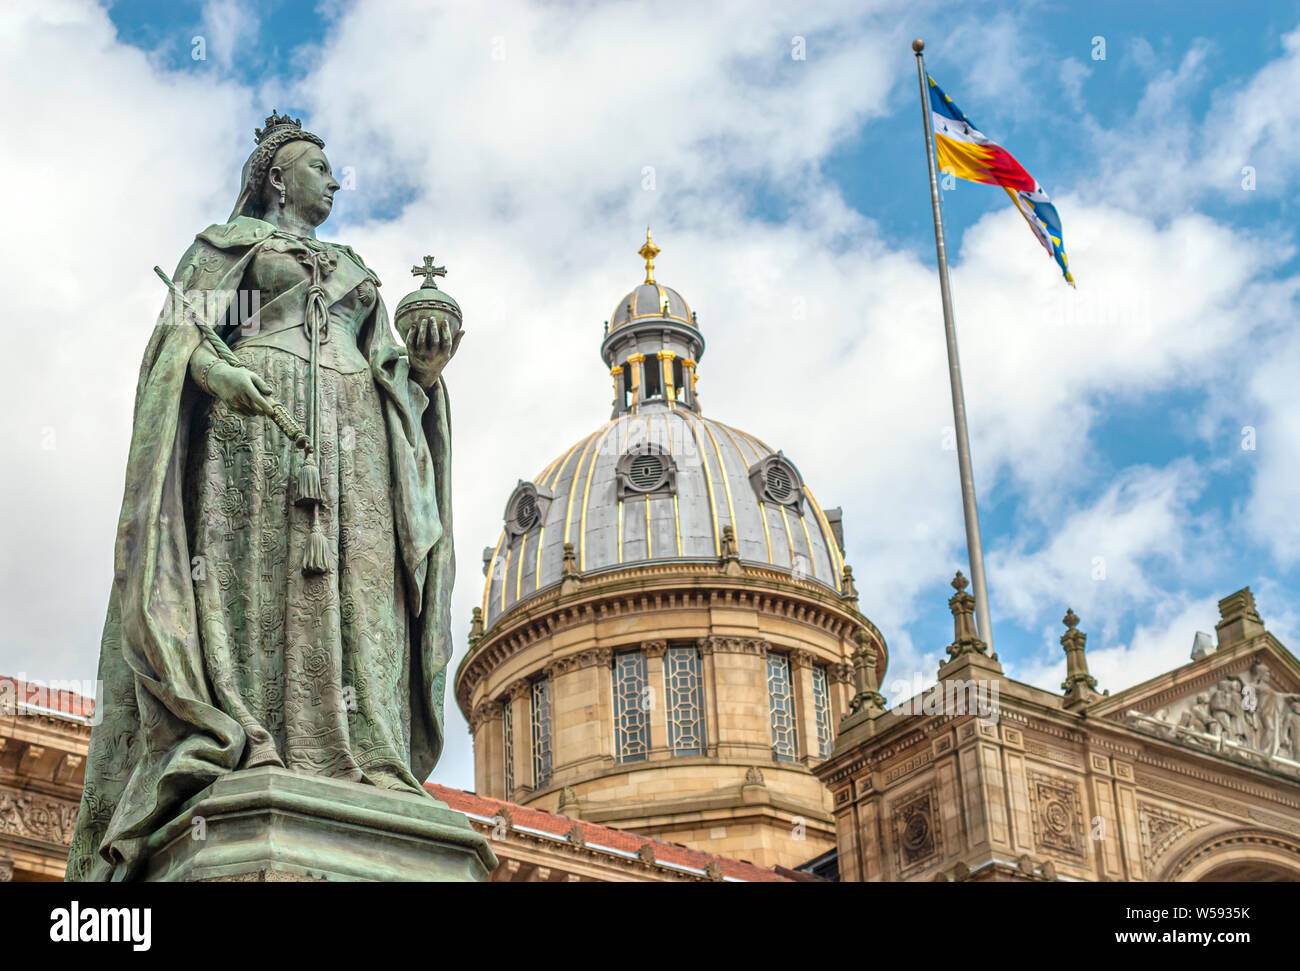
left=139, top=767, right=497, bottom=882
left=67, top=112, right=465, bottom=881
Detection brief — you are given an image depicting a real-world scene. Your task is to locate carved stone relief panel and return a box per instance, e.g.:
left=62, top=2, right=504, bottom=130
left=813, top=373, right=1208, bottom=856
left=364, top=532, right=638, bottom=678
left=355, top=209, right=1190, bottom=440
left=0, top=789, right=79, bottom=846
left=891, top=786, right=942, bottom=877
left=1028, top=771, right=1085, bottom=860
left=1125, top=659, right=1300, bottom=777
left=1137, top=802, right=1209, bottom=868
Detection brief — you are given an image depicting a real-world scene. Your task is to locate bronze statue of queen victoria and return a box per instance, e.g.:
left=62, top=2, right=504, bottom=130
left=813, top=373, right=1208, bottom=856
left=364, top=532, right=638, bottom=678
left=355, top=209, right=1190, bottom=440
left=67, top=113, right=463, bottom=880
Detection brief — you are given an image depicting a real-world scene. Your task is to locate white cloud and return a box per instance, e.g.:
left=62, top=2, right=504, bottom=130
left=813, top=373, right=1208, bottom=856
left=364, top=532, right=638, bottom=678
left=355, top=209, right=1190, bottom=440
left=1060, top=57, right=1087, bottom=113
left=945, top=11, right=1041, bottom=115
left=990, top=461, right=1206, bottom=633
left=1243, top=328, right=1300, bottom=564
left=199, top=0, right=260, bottom=72
left=1083, top=28, right=1300, bottom=211
left=1201, top=26, right=1300, bottom=200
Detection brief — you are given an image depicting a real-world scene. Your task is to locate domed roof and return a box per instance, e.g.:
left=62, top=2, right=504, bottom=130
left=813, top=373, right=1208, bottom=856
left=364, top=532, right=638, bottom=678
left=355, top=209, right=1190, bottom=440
left=481, top=404, right=846, bottom=628
left=609, top=282, right=694, bottom=333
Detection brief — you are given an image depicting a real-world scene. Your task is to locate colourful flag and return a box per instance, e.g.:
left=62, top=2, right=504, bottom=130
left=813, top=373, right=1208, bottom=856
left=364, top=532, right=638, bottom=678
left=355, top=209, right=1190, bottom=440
left=928, top=75, right=1074, bottom=286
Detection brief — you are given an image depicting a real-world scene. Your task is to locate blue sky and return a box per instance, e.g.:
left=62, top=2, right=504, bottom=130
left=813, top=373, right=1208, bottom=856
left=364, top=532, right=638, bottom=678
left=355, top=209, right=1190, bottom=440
left=5, top=0, right=1300, bottom=790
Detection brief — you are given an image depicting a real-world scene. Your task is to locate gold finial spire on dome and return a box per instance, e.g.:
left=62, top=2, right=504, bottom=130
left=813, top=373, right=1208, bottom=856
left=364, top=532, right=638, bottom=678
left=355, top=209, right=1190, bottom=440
left=638, top=227, right=660, bottom=285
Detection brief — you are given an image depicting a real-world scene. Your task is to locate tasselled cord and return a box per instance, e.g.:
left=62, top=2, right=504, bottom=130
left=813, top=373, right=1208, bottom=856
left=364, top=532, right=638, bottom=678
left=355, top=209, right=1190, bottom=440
left=295, top=244, right=332, bottom=575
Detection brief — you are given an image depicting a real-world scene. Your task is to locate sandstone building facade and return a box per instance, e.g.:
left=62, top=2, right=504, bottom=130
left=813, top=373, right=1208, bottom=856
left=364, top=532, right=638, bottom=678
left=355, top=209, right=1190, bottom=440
left=0, top=678, right=92, bottom=881
left=817, top=583, right=1300, bottom=881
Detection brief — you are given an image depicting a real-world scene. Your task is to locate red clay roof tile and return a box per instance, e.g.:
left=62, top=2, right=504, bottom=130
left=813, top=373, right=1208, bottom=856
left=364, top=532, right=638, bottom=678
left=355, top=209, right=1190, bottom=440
left=426, top=782, right=789, bottom=882
left=0, top=675, right=96, bottom=721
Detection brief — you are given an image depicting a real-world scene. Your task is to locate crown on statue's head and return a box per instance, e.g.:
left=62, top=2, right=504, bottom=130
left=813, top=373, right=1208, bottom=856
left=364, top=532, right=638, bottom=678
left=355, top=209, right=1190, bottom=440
left=255, top=110, right=307, bottom=145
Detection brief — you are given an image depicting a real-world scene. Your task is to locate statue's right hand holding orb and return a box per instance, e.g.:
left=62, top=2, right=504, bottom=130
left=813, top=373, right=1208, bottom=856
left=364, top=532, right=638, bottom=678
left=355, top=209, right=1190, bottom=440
left=207, top=362, right=276, bottom=417
left=406, top=313, right=463, bottom=387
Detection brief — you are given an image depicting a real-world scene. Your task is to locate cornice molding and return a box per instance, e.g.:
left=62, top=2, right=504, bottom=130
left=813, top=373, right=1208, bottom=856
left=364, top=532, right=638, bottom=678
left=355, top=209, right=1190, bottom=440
left=457, top=563, right=885, bottom=715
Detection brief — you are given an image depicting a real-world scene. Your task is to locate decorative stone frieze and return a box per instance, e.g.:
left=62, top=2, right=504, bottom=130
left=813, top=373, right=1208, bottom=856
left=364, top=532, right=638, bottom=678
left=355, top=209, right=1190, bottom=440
left=696, top=635, right=770, bottom=656
left=0, top=790, right=79, bottom=846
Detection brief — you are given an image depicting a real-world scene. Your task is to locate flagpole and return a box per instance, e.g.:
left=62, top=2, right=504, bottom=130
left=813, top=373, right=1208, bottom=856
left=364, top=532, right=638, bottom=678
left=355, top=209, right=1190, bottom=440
left=912, top=38, right=994, bottom=654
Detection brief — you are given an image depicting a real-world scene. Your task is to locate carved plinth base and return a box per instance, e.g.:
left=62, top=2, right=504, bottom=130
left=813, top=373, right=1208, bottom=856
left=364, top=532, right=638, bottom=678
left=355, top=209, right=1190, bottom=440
left=139, top=767, right=498, bottom=883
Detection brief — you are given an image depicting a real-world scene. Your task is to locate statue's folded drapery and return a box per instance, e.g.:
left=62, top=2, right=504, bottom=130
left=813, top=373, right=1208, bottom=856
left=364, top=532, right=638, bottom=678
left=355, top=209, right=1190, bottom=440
left=66, top=217, right=455, bottom=881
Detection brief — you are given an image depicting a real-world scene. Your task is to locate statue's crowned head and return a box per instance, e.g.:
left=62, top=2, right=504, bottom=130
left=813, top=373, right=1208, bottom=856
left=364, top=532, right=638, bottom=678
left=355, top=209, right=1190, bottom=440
left=230, top=110, right=337, bottom=225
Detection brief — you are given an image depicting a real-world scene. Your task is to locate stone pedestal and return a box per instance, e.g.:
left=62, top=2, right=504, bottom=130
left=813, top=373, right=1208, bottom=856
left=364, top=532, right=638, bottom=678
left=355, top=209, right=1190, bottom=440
left=139, top=767, right=497, bottom=882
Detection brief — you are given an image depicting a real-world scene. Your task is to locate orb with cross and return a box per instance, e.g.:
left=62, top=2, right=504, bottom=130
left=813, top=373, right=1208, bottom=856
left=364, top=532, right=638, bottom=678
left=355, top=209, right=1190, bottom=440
left=395, top=253, right=462, bottom=347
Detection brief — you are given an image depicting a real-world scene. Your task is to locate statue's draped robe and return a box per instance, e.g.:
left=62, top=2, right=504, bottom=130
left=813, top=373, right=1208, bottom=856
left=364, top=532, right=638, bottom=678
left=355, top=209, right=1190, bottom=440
left=66, top=217, right=455, bottom=881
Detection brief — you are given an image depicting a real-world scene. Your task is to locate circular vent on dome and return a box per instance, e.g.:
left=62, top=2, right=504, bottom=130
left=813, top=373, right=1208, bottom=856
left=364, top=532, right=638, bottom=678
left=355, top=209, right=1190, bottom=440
left=629, top=453, right=666, bottom=491
left=765, top=463, right=794, bottom=503
left=504, top=480, right=553, bottom=537
left=748, top=453, right=804, bottom=510
left=616, top=448, right=676, bottom=499
left=514, top=492, right=538, bottom=530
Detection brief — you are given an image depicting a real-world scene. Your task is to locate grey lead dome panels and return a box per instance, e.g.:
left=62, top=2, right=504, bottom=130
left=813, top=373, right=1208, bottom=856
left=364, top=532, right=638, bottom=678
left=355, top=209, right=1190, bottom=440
left=481, top=404, right=845, bottom=627
left=609, top=283, right=695, bottom=332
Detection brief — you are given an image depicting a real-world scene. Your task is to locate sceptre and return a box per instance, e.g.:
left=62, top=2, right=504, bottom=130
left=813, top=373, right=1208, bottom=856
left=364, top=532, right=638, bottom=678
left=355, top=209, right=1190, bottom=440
left=153, top=266, right=311, bottom=453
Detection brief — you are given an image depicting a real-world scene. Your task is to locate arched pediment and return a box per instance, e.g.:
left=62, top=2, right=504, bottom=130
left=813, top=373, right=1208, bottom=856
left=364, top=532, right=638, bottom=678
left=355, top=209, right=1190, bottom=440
left=1152, top=824, right=1300, bottom=882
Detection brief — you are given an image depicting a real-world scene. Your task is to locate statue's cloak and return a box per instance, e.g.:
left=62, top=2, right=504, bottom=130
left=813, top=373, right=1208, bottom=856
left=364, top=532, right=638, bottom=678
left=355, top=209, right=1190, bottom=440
left=66, top=217, right=454, bottom=881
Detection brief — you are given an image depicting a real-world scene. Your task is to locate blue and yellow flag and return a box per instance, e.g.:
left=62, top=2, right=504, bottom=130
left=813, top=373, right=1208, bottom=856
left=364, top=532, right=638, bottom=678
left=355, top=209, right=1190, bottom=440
left=928, top=75, right=1074, bottom=286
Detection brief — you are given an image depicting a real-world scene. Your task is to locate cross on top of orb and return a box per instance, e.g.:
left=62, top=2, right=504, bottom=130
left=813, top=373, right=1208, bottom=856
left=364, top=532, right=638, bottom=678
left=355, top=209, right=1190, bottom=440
left=412, top=255, right=447, bottom=289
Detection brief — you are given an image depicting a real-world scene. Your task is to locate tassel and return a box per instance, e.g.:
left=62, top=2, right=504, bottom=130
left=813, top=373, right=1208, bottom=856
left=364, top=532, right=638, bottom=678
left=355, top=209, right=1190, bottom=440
left=296, top=460, right=323, bottom=506
left=303, top=525, right=330, bottom=576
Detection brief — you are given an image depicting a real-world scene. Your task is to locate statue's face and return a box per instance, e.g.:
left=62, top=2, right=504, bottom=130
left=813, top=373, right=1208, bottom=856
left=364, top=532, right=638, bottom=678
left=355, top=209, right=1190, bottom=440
left=274, top=144, right=340, bottom=227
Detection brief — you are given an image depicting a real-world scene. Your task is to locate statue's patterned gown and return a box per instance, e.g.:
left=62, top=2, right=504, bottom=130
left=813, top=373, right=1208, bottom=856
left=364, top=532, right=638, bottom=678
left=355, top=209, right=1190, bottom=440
left=186, top=238, right=417, bottom=787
